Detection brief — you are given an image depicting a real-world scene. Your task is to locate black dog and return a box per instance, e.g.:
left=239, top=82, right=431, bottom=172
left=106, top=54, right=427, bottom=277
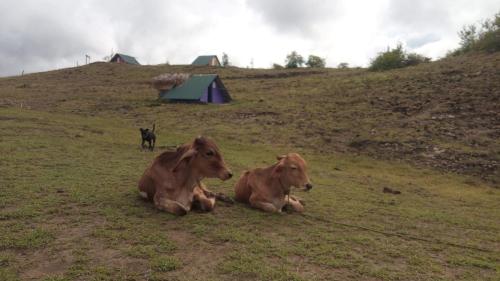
left=140, top=124, right=156, bottom=151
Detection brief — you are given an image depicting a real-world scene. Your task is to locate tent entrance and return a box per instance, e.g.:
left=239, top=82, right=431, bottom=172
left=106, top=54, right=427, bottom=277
left=207, top=86, right=213, bottom=103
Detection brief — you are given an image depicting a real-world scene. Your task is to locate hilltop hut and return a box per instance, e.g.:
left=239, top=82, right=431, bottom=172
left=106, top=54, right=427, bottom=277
left=192, top=55, right=221, bottom=66
left=159, top=74, right=231, bottom=104
left=109, top=53, right=140, bottom=65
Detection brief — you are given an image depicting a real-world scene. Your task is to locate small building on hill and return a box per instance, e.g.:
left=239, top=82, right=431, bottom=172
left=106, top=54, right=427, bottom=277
left=192, top=55, right=221, bottom=66
left=109, top=53, right=140, bottom=65
left=159, top=74, right=231, bottom=104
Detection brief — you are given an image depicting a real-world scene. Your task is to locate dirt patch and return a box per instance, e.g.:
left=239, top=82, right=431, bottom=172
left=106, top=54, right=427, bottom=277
left=19, top=249, right=74, bottom=280
left=233, top=111, right=280, bottom=119
left=87, top=242, right=147, bottom=275
left=348, top=139, right=499, bottom=184
left=17, top=215, right=105, bottom=280
left=153, top=229, right=233, bottom=280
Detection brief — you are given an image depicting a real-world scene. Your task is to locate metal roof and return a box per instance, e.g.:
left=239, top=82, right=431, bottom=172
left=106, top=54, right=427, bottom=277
left=111, top=53, right=140, bottom=65
left=192, top=55, right=220, bottom=66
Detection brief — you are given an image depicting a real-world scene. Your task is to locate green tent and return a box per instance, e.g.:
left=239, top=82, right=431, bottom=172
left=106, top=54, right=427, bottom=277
left=159, top=74, right=231, bottom=104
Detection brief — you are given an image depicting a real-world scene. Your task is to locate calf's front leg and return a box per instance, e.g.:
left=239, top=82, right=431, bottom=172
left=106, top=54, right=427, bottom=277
left=154, top=192, right=190, bottom=216
left=249, top=196, right=280, bottom=213
left=193, top=185, right=216, bottom=212
left=284, top=195, right=305, bottom=213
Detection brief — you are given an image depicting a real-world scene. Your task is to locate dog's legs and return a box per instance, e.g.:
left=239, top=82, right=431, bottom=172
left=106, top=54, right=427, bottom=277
left=148, top=139, right=154, bottom=151
left=141, top=139, right=146, bottom=149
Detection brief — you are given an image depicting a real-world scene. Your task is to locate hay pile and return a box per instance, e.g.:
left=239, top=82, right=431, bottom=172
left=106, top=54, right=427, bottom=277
left=152, top=73, right=190, bottom=91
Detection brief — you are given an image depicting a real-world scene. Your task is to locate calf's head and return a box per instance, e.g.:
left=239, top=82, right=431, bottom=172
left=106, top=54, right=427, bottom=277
left=173, top=136, right=232, bottom=180
left=274, top=153, right=312, bottom=191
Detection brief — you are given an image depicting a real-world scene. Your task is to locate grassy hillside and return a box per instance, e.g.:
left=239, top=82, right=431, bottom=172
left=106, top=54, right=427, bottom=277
left=0, top=53, right=499, bottom=280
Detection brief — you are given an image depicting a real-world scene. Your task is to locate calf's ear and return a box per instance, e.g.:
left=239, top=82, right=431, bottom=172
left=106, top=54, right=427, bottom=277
left=276, top=155, right=286, bottom=161
left=172, top=148, right=198, bottom=172
left=194, top=136, right=206, bottom=146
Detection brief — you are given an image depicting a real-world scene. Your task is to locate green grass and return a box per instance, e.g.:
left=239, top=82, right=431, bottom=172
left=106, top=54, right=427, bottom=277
left=0, top=54, right=499, bottom=280
left=151, top=256, right=180, bottom=272
left=0, top=107, right=498, bottom=280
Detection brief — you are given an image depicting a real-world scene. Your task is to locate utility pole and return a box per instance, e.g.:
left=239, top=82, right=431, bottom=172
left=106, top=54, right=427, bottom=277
left=85, top=54, right=91, bottom=64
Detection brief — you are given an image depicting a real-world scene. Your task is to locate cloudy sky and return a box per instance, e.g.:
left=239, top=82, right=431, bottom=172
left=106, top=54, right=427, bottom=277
left=0, top=0, right=498, bottom=76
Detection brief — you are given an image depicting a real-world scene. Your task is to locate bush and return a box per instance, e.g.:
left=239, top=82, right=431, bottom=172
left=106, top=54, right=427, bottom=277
left=475, top=12, right=500, bottom=52
left=369, top=44, right=406, bottom=71
left=369, top=44, right=430, bottom=71
left=272, top=63, right=284, bottom=69
left=405, top=53, right=431, bottom=66
left=305, top=55, right=326, bottom=68
left=337, top=62, right=349, bottom=69
left=449, top=12, right=500, bottom=56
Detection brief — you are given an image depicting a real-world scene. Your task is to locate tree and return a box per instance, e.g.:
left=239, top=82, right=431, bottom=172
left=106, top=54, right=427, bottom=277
left=285, top=51, right=304, bottom=68
left=222, top=53, right=229, bottom=67
left=337, top=62, right=349, bottom=69
left=305, top=55, right=326, bottom=68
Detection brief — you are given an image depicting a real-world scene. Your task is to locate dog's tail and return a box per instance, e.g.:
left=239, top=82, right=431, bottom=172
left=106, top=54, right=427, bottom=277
left=152, top=123, right=156, bottom=133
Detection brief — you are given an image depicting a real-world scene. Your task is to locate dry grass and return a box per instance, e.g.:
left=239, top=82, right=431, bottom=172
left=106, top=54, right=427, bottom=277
left=0, top=53, right=499, bottom=280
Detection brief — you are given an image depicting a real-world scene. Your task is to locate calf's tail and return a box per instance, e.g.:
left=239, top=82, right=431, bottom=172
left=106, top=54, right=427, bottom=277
left=214, top=192, right=235, bottom=204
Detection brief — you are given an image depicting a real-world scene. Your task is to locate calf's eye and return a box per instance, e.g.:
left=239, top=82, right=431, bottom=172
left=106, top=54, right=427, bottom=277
left=206, top=151, right=214, bottom=157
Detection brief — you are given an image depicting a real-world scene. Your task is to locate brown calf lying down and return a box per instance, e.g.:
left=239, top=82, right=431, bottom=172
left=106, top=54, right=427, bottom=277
left=138, top=136, right=232, bottom=215
left=234, top=153, right=312, bottom=213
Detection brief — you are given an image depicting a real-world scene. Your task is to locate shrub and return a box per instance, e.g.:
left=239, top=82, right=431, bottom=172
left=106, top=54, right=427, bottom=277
left=449, top=12, right=499, bottom=56
left=369, top=44, right=430, bottom=71
left=475, top=12, right=500, bottom=52
left=337, top=62, right=349, bottom=69
left=305, top=55, right=326, bottom=68
left=272, top=63, right=284, bottom=69
left=369, top=44, right=406, bottom=71
left=405, top=53, right=431, bottom=66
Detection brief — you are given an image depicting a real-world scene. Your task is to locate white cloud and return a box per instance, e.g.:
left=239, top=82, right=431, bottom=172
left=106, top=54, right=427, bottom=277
left=0, top=0, right=498, bottom=76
